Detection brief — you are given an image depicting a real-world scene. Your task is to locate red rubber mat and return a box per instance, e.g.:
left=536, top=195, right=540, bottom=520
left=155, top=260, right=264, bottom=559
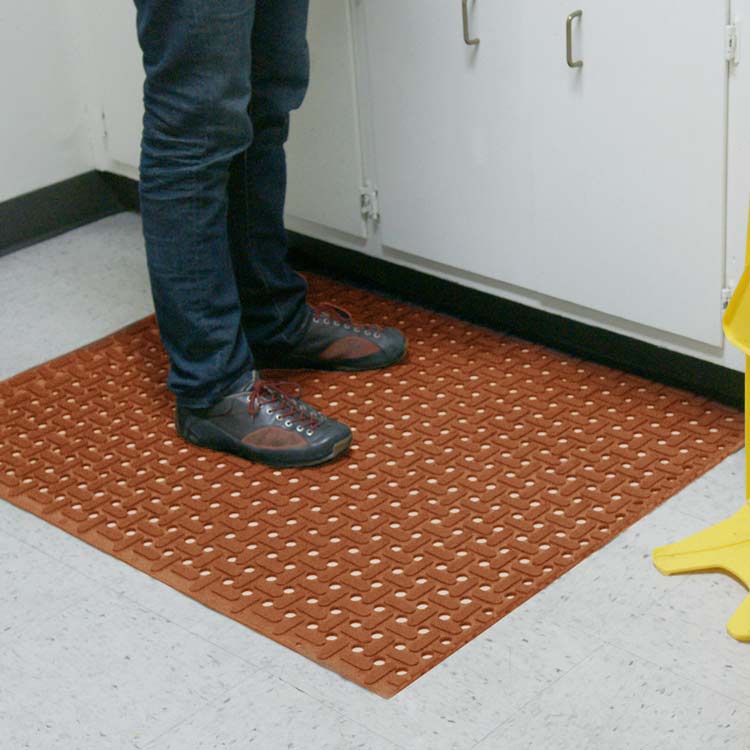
left=0, top=274, right=742, bottom=697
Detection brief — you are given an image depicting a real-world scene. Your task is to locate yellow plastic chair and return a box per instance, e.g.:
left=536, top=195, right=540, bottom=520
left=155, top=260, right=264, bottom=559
left=652, top=208, right=750, bottom=642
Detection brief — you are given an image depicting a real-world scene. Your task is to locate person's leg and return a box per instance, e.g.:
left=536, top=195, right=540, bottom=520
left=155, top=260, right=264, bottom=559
left=134, top=0, right=256, bottom=408
left=227, top=0, right=407, bottom=372
left=226, top=0, right=311, bottom=352
left=135, top=0, right=353, bottom=468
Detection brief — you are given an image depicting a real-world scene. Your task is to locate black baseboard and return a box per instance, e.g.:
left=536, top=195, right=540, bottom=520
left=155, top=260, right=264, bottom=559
left=288, top=233, right=743, bottom=410
left=0, top=171, right=138, bottom=258
left=100, top=172, right=141, bottom=213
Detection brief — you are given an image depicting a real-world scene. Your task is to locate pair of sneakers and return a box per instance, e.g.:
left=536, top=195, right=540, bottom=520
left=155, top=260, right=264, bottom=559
left=175, top=304, right=407, bottom=468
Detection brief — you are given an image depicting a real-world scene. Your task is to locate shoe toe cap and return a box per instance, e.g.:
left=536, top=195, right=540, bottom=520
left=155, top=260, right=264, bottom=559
left=324, top=418, right=352, bottom=444
left=379, top=327, right=407, bottom=358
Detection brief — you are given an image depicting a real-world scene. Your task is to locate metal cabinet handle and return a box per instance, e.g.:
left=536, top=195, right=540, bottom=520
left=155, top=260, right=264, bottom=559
left=462, top=0, right=479, bottom=46
left=567, top=10, right=583, bottom=68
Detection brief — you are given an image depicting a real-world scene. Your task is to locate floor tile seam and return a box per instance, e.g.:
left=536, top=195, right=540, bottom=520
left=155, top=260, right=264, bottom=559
left=536, top=586, right=679, bottom=647
left=1, top=712, right=141, bottom=750
left=465, top=639, right=608, bottom=749
left=135, top=688, right=227, bottom=750
left=0, top=522, right=86, bottom=565
left=646, top=577, right=749, bottom=633
left=104, top=581, right=280, bottom=675
left=0, top=575, right=106, bottom=654
left=138, top=668, right=409, bottom=750
left=670, top=508, right=732, bottom=528
left=249, top=663, right=412, bottom=749
left=600, top=640, right=750, bottom=710
left=0, top=516, right=233, bottom=640
left=0, top=636, right=153, bottom=738
left=669, top=503, right=744, bottom=529
left=0, top=565, right=261, bottom=709
left=0, top=522, right=125, bottom=602
left=590, top=574, right=693, bottom=641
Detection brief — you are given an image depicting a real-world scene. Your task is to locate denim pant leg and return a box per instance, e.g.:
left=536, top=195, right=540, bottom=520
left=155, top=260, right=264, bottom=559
left=134, top=0, right=257, bottom=409
left=227, top=0, right=312, bottom=352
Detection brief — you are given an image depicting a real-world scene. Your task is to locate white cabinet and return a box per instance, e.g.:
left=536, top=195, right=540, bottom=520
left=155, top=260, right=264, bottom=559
left=362, top=0, right=729, bottom=346
left=285, top=0, right=367, bottom=240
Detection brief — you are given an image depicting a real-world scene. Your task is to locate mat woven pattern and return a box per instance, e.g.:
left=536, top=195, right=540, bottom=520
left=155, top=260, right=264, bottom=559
left=0, top=274, right=742, bottom=697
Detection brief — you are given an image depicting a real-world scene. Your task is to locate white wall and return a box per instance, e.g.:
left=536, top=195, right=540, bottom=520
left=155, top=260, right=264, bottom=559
left=63, top=0, right=144, bottom=180
left=0, top=2, right=92, bottom=203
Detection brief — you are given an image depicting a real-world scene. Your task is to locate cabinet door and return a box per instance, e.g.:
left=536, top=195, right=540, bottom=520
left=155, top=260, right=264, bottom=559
left=364, top=0, right=728, bottom=345
left=87, top=0, right=143, bottom=170
left=363, top=0, right=532, bottom=278
left=527, top=0, right=728, bottom=346
left=285, top=0, right=367, bottom=239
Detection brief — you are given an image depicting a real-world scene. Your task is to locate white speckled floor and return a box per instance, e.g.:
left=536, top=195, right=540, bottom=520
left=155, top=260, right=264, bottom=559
left=1, top=213, right=749, bottom=750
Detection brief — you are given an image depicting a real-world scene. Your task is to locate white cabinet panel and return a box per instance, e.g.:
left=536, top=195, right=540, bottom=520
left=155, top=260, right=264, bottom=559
left=364, top=0, right=728, bottom=345
left=286, top=0, right=367, bottom=239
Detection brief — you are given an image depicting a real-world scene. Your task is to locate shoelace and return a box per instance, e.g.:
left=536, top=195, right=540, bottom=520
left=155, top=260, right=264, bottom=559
left=248, top=379, right=322, bottom=431
left=312, top=302, right=381, bottom=337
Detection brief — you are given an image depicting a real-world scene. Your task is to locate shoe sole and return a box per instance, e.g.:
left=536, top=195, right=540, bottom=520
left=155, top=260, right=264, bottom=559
left=266, top=433, right=353, bottom=469
left=177, top=417, right=353, bottom=469
left=256, top=342, right=408, bottom=373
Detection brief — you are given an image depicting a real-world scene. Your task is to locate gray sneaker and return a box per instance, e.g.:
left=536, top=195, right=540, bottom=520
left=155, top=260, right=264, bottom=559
left=175, top=373, right=352, bottom=468
left=253, top=303, right=407, bottom=371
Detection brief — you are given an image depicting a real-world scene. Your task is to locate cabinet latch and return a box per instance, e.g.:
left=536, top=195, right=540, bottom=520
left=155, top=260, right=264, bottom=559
left=726, top=23, right=740, bottom=65
left=360, top=182, right=380, bottom=222
left=722, top=286, right=734, bottom=309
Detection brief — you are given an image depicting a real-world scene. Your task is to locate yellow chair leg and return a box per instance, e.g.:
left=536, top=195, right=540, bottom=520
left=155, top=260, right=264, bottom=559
left=653, top=505, right=750, bottom=642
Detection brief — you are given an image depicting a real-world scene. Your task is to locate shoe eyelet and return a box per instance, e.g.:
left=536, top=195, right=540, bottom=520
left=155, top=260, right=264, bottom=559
left=284, top=420, right=293, bottom=427
left=374, top=333, right=382, bottom=339
left=323, top=319, right=331, bottom=325
left=275, top=414, right=283, bottom=421
left=296, top=425, right=305, bottom=432
left=333, top=321, right=340, bottom=327
left=306, top=429, right=315, bottom=436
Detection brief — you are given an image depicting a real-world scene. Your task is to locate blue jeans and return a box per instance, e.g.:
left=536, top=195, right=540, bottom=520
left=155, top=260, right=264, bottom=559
left=134, top=0, right=312, bottom=408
